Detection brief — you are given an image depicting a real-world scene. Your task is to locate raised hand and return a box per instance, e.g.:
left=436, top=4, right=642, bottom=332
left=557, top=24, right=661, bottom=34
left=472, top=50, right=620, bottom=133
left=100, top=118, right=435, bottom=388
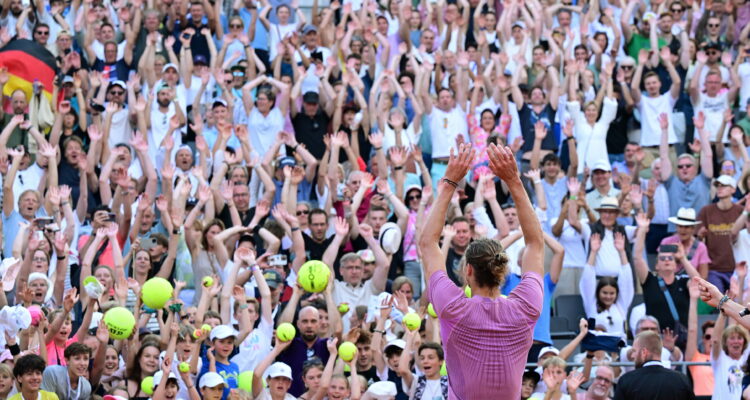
left=693, top=276, right=723, bottom=307
left=658, top=113, right=669, bottom=131
left=443, top=143, right=475, bottom=184
left=662, top=327, right=677, bottom=351
left=334, top=217, right=349, bottom=237
left=487, top=143, right=519, bottom=183
left=613, top=231, right=625, bottom=252
left=590, top=232, right=601, bottom=252
left=359, top=223, right=374, bottom=239
left=635, top=212, right=650, bottom=231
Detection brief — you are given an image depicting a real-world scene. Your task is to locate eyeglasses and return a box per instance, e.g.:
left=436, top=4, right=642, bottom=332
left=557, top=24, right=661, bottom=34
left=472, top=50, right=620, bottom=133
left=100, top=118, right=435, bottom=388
left=407, top=195, right=421, bottom=201
left=708, top=23, right=720, bottom=28
left=714, top=182, right=733, bottom=188
left=110, top=90, right=124, bottom=96
left=621, top=65, right=634, bottom=70
left=35, top=31, right=49, bottom=35
left=658, top=255, right=674, bottom=261
left=671, top=7, right=684, bottom=12
left=32, top=257, right=48, bottom=263
left=640, top=326, right=659, bottom=332
left=296, top=210, right=310, bottom=216
left=230, top=24, right=243, bottom=28
left=706, top=50, right=719, bottom=55
left=677, top=164, right=693, bottom=169
left=704, top=334, right=712, bottom=340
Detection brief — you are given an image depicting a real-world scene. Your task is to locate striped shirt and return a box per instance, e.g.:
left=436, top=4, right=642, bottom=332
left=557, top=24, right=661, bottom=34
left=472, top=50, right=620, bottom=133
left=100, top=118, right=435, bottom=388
left=429, top=271, right=543, bottom=400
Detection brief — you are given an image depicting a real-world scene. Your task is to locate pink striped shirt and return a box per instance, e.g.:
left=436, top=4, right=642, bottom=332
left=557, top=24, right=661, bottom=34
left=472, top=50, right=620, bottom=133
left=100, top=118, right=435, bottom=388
left=429, top=271, right=543, bottom=400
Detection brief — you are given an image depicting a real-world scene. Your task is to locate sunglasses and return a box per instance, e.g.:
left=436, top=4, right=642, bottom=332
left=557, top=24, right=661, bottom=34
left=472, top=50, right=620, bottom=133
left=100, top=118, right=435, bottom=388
left=407, top=195, right=422, bottom=201
left=706, top=50, right=719, bottom=55
left=708, top=24, right=720, bottom=28
left=714, top=182, right=733, bottom=188
left=230, top=24, right=243, bottom=28
left=35, top=31, right=50, bottom=35
left=658, top=255, right=674, bottom=261
left=671, top=7, right=683, bottom=12
left=296, top=210, right=310, bottom=216
left=110, top=90, right=124, bottom=95
left=677, top=164, right=693, bottom=169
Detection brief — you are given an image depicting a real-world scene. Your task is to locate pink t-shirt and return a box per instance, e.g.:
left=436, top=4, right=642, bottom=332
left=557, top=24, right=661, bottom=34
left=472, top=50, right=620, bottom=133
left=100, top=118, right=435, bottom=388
left=429, top=270, right=543, bottom=400
left=660, top=235, right=711, bottom=273
left=46, top=334, right=78, bottom=366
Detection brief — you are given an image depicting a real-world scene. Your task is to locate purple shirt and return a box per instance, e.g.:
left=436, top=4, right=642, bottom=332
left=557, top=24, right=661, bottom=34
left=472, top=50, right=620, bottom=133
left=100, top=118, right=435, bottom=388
left=276, top=336, right=330, bottom=396
left=429, top=270, right=543, bottom=400
left=660, top=235, right=711, bottom=273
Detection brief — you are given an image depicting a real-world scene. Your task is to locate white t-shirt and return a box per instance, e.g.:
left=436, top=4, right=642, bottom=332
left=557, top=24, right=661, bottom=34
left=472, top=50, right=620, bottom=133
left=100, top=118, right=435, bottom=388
left=268, top=22, right=296, bottom=60
left=428, top=107, right=468, bottom=158
left=12, top=164, right=45, bottom=212
left=711, top=348, right=750, bottom=400
left=581, top=225, right=637, bottom=277
left=694, top=91, right=729, bottom=143
left=738, top=62, right=750, bottom=108
left=232, top=317, right=273, bottom=372
left=637, top=92, right=677, bottom=147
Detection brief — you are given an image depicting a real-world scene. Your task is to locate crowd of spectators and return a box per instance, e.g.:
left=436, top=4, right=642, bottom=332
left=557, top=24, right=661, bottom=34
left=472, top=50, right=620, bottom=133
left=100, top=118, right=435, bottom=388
left=1, top=0, right=750, bottom=398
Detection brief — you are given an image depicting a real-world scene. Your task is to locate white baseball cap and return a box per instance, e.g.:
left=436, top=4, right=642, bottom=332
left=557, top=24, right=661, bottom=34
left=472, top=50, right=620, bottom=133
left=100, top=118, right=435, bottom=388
left=209, top=325, right=238, bottom=341
left=266, top=362, right=293, bottom=380
left=199, top=372, right=228, bottom=388
left=153, top=370, right=177, bottom=387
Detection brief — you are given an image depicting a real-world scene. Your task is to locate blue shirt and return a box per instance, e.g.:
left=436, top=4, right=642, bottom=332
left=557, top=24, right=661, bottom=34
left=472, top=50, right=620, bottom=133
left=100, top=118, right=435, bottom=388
left=502, top=273, right=556, bottom=345
left=198, top=344, right=240, bottom=400
left=3, top=209, right=46, bottom=257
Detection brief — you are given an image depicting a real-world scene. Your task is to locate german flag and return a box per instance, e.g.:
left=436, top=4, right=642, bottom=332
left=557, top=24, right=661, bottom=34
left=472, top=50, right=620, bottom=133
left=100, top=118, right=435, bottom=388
left=0, top=39, right=57, bottom=104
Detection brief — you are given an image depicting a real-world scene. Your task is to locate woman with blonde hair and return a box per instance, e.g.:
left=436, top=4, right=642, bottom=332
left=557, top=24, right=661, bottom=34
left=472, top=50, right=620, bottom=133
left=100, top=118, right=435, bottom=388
left=711, top=307, right=750, bottom=399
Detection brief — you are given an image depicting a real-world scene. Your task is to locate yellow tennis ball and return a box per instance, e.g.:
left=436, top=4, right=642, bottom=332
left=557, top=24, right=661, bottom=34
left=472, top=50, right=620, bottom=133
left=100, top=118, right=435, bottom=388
left=103, top=307, right=135, bottom=340
left=276, top=323, right=296, bottom=342
left=141, top=277, right=174, bottom=309
left=237, top=370, right=253, bottom=392
left=298, top=260, right=331, bottom=293
left=202, top=276, right=214, bottom=287
left=179, top=362, right=190, bottom=373
left=141, top=377, right=154, bottom=395
left=201, top=324, right=211, bottom=333
left=192, top=329, right=202, bottom=339
left=338, top=341, right=357, bottom=362
left=440, top=362, right=447, bottom=376
left=338, top=303, right=349, bottom=314
left=427, top=303, right=437, bottom=318
left=403, top=312, right=421, bottom=331
left=464, top=285, right=472, bottom=298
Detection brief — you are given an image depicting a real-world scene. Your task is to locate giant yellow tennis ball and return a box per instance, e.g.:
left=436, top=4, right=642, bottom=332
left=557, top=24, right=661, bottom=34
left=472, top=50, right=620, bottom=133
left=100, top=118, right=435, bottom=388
left=440, top=362, right=447, bottom=376
left=237, top=370, right=253, bottom=393
left=403, top=312, right=421, bottom=331
left=464, top=286, right=472, bottom=298
left=141, top=377, right=154, bottom=395
left=103, top=307, right=135, bottom=340
left=297, top=260, right=330, bottom=293
left=141, top=277, right=173, bottom=309
left=179, top=362, right=190, bottom=373
left=427, top=303, right=437, bottom=318
left=338, top=341, right=357, bottom=362
left=276, top=323, right=296, bottom=342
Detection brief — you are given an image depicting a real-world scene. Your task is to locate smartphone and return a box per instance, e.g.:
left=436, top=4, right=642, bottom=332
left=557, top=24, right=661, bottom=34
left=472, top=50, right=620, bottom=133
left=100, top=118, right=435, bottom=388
left=659, top=244, right=678, bottom=253
left=107, top=212, right=117, bottom=222
left=90, top=101, right=106, bottom=112
left=34, top=217, right=54, bottom=228
left=64, top=48, right=72, bottom=55
left=182, top=33, right=191, bottom=40
left=141, top=237, right=158, bottom=250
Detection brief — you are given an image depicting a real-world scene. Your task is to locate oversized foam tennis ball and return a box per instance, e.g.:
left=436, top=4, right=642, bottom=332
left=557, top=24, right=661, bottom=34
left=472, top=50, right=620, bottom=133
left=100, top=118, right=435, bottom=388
left=141, top=277, right=173, bottom=309
left=141, top=377, right=154, bottom=395
left=297, top=260, right=330, bottom=293
left=338, top=303, right=349, bottom=314
left=202, top=276, right=214, bottom=287
left=440, top=362, right=447, bottom=376
left=201, top=324, right=211, bottom=333
left=403, top=312, right=421, bottom=331
left=464, top=286, right=472, bottom=298
left=276, top=323, right=296, bottom=342
left=237, top=371, right=254, bottom=392
left=338, top=341, right=357, bottom=362
left=427, top=303, right=437, bottom=318
left=179, top=362, right=190, bottom=373
left=103, top=307, right=135, bottom=340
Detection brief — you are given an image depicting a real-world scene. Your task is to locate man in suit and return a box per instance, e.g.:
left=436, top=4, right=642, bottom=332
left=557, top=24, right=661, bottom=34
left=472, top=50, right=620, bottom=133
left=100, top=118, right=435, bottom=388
left=614, top=331, right=695, bottom=400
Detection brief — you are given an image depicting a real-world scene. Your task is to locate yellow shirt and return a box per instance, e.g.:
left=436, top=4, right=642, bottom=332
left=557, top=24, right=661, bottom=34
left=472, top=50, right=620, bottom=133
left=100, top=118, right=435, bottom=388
left=8, top=390, right=60, bottom=400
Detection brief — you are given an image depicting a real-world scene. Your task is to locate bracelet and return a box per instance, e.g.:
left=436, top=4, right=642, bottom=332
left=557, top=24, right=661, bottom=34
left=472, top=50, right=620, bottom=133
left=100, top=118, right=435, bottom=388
left=374, top=146, right=383, bottom=151
left=442, top=178, right=458, bottom=188
left=244, top=44, right=251, bottom=48
left=718, top=294, right=730, bottom=311
left=172, top=228, right=180, bottom=235
left=57, top=255, right=67, bottom=260
left=373, top=329, right=385, bottom=334
left=565, top=136, right=575, bottom=141
left=569, top=195, right=577, bottom=200
left=249, top=264, right=259, bottom=272
left=740, top=308, right=750, bottom=318
left=394, top=166, right=404, bottom=171
left=184, top=47, right=191, bottom=50
left=187, top=386, right=195, bottom=390
left=291, top=226, right=300, bottom=232
left=585, top=353, right=595, bottom=359
left=60, top=201, right=69, bottom=206
left=293, top=144, right=299, bottom=151
left=533, top=179, right=541, bottom=185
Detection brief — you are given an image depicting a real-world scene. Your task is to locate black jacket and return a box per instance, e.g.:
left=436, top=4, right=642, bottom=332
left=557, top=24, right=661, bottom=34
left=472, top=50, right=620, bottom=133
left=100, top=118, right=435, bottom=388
left=614, top=364, right=695, bottom=400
